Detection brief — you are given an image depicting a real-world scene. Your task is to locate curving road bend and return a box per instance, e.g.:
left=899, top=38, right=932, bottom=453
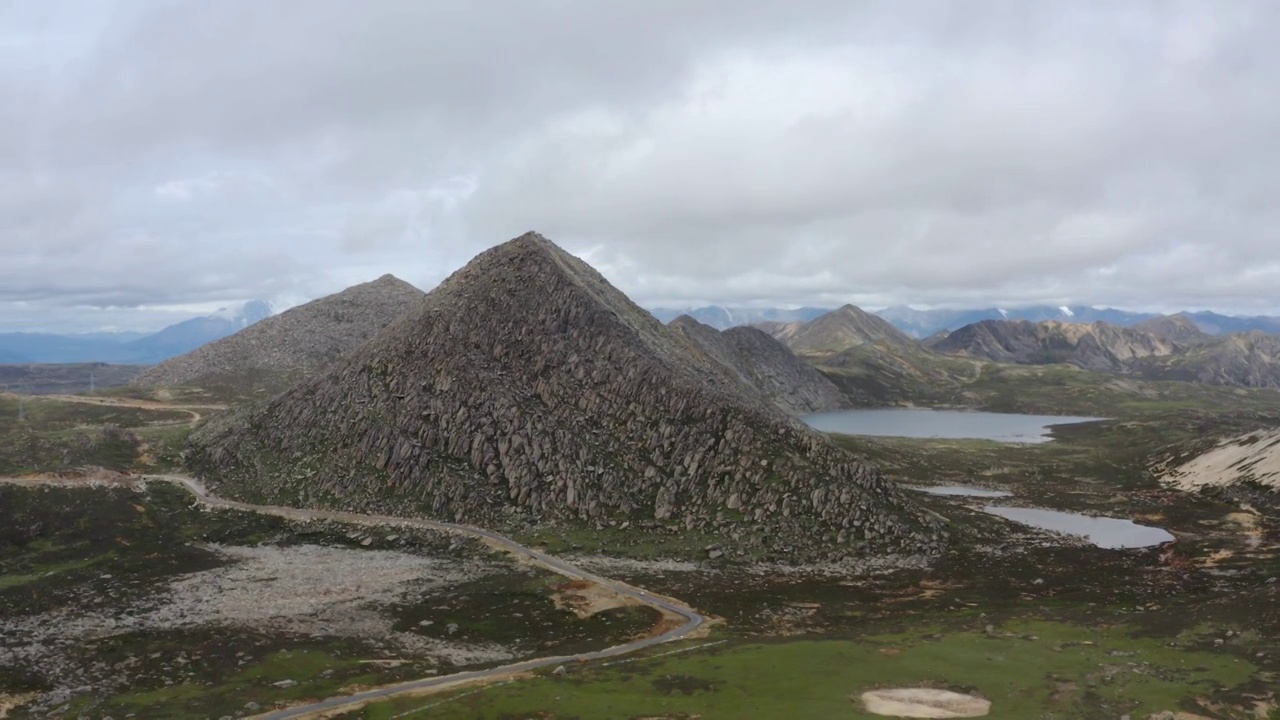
left=126, top=475, right=710, bottom=719
left=2, top=392, right=227, bottom=426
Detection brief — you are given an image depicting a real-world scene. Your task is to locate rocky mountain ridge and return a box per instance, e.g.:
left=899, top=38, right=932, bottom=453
left=645, top=304, right=1280, bottom=339
left=186, top=233, right=946, bottom=561
left=667, top=315, right=845, bottom=416
left=929, top=317, right=1280, bottom=388
left=132, top=275, right=424, bottom=393
left=928, top=319, right=1180, bottom=372
left=647, top=305, right=830, bottom=330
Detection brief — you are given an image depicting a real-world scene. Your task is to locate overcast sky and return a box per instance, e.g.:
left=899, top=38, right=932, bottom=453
left=3, top=1, right=1279, bottom=333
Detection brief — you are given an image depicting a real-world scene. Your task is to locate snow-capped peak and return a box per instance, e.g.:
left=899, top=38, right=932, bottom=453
left=997, top=308, right=1009, bottom=318
left=1058, top=306, right=1075, bottom=317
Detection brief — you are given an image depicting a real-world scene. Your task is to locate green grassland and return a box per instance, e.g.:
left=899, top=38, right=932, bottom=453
left=0, top=395, right=196, bottom=475
left=356, top=617, right=1262, bottom=719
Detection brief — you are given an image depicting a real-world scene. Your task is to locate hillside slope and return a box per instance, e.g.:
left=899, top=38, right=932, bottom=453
left=1160, top=429, right=1280, bottom=492
left=187, top=233, right=945, bottom=561
left=132, top=276, right=423, bottom=395
left=668, top=316, right=845, bottom=415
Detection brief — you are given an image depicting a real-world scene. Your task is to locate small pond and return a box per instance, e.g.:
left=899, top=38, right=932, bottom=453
left=801, top=408, right=1102, bottom=443
left=913, top=485, right=1013, bottom=498
left=983, top=506, right=1175, bottom=549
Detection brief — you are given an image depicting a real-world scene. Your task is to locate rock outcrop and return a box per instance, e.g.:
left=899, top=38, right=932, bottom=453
left=186, top=233, right=945, bottom=560
left=132, top=275, right=424, bottom=393
left=1159, top=429, right=1280, bottom=493
left=667, top=315, right=845, bottom=415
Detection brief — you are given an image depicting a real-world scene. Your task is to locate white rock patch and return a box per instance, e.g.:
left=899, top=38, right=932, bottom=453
left=860, top=688, right=991, bottom=718
left=1162, top=430, right=1280, bottom=491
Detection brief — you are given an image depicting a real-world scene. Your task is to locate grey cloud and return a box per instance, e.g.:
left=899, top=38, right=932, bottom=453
left=2, top=1, right=1280, bottom=331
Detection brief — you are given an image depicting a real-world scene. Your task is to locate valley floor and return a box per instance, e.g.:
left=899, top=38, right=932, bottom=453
left=346, top=413, right=1280, bottom=719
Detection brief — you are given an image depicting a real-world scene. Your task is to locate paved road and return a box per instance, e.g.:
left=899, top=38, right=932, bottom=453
left=127, top=475, right=709, bottom=719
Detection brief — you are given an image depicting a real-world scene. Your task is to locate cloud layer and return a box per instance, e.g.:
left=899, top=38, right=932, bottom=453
left=3, top=1, right=1279, bottom=332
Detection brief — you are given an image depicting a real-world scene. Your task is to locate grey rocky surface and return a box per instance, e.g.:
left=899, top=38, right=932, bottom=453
left=668, top=315, right=845, bottom=415
left=187, top=233, right=947, bottom=561
left=1, top=541, right=511, bottom=715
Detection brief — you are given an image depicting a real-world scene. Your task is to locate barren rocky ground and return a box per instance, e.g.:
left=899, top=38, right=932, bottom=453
left=0, top=483, right=660, bottom=718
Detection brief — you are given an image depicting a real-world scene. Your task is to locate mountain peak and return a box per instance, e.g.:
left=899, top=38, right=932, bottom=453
left=1134, top=313, right=1210, bottom=344
left=186, top=233, right=944, bottom=561
left=363, top=273, right=416, bottom=290
left=837, top=303, right=873, bottom=316
left=782, top=304, right=917, bottom=355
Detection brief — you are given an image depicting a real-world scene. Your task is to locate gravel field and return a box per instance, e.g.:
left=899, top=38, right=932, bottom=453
left=1, top=542, right=517, bottom=712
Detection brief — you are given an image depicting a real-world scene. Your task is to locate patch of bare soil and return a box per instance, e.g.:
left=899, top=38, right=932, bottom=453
left=552, top=579, right=641, bottom=619
left=0, top=693, right=39, bottom=719
left=0, top=469, right=138, bottom=487
left=859, top=688, right=991, bottom=718
left=569, top=555, right=701, bottom=574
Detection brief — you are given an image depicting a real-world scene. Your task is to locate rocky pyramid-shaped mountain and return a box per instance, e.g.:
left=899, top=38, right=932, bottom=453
left=186, top=233, right=944, bottom=560
left=770, top=305, right=919, bottom=356
left=132, top=275, right=424, bottom=392
left=667, top=315, right=846, bottom=416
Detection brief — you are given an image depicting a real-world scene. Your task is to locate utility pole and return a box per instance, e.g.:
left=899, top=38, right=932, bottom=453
left=90, top=372, right=95, bottom=394
left=17, top=394, right=25, bottom=422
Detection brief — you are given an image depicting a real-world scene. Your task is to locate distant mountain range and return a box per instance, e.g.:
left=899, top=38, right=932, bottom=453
left=0, top=300, right=273, bottom=365
left=927, top=314, right=1280, bottom=388
left=751, top=304, right=1280, bottom=391
left=651, top=304, right=1280, bottom=338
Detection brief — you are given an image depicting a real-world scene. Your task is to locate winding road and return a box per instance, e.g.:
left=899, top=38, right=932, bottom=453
left=2, top=392, right=227, bottom=427
left=123, top=475, right=711, bottom=718
left=41, top=394, right=227, bottom=426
